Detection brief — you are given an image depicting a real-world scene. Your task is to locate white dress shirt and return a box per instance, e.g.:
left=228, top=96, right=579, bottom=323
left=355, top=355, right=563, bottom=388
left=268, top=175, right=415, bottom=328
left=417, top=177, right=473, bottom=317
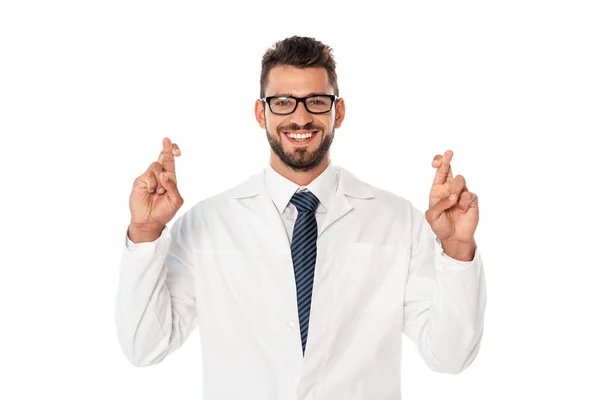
left=115, top=161, right=486, bottom=400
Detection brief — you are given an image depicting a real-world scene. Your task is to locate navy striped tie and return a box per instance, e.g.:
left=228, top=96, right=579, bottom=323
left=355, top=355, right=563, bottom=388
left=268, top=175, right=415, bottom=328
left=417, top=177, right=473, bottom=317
left=289, top=191, right=319, bottom=356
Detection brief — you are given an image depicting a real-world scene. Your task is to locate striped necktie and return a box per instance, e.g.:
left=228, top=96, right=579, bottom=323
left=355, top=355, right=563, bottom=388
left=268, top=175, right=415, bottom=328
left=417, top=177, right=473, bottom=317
left=289, top=191, right=319, bottom=357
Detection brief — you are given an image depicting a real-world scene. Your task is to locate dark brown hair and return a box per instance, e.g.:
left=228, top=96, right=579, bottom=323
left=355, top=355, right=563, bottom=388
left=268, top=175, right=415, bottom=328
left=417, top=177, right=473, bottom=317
left=260, top=36, right=339, bottom=98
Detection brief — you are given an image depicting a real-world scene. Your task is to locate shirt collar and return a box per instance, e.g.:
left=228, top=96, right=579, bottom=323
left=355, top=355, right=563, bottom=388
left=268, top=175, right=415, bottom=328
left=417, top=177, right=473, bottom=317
left=265, top=160, right=338, bottom=214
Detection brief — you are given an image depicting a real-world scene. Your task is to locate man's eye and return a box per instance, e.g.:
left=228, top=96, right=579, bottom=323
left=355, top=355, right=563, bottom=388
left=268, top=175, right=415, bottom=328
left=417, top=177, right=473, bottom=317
left=273, top=100, right=290, bottom=106
left=308, top=98, right=326, bottom=105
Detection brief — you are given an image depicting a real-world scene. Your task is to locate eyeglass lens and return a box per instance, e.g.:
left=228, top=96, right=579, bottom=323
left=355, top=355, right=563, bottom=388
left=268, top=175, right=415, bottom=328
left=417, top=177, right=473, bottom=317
left=269, top=96, right=332, bottom=114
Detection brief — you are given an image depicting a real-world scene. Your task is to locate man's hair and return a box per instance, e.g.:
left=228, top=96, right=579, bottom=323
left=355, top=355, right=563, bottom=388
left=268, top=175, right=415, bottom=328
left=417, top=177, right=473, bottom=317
left=260, top=36, right=339, bottom=98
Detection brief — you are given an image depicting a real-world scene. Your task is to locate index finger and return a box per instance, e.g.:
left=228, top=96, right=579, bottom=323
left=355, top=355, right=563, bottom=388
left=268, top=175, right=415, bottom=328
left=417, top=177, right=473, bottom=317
left=433, top=150, right=454, bottom=185
left=159, top=137, right=176, bottom=173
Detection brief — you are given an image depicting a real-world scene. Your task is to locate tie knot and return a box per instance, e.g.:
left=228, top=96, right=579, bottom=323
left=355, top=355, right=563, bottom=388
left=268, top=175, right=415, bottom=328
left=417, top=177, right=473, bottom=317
left=290, top=191, right=319, bottom=213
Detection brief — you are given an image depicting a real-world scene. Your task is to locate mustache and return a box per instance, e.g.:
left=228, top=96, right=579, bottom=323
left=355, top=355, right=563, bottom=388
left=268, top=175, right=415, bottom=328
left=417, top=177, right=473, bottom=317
left=277, top=122, right=322, bottom=133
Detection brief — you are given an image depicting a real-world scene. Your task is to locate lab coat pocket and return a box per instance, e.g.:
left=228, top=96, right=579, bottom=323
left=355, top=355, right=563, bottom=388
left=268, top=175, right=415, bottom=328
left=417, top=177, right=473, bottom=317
left=335, top=242, right=408, bottom=316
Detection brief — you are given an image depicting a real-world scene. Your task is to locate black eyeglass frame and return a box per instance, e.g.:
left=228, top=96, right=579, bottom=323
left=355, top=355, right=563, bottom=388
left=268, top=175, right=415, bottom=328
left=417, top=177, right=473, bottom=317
left=260, top=94, right=339, bottom=115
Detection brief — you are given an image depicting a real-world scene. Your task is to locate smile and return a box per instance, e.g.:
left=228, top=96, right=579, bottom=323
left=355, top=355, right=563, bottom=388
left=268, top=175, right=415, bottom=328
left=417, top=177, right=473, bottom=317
left=283, top=130, right=319, bottom=143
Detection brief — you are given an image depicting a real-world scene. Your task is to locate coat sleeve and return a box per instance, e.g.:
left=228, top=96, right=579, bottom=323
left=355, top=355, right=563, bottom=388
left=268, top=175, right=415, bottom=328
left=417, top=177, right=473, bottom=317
left=114, top=213, right=197, bottom=367
left=402, top=204, right=486, bottom=374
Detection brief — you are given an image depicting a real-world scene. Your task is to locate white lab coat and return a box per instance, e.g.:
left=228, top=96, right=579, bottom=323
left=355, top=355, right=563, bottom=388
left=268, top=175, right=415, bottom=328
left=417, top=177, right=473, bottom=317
left=115, top=165, right=486, bottom=400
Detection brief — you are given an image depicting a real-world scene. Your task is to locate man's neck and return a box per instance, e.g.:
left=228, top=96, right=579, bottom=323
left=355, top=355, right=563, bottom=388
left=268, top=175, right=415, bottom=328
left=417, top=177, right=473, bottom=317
left=270, top=154, right=329, bottom=186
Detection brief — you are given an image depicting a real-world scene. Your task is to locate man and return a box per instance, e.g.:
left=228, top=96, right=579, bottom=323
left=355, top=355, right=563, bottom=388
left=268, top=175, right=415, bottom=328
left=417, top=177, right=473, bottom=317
left=115, top=36, right=486, bottom=400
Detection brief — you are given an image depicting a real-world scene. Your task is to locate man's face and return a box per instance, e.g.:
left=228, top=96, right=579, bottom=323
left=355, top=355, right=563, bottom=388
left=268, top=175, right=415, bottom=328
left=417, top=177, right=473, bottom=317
left=255, top=66, right=345, bottom=172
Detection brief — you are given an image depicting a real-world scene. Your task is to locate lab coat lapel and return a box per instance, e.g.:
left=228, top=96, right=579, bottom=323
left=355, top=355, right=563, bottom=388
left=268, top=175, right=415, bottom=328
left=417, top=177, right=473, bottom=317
left=319, top=167, right=375, bottom=236
left=228, top=170, right=292, bottom=256
left=319, top=193, right=353, bottom=237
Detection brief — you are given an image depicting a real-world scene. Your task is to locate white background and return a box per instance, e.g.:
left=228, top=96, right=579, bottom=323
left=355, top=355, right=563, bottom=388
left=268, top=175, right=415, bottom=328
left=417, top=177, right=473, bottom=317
left=1, top=0, right=599, bottom=399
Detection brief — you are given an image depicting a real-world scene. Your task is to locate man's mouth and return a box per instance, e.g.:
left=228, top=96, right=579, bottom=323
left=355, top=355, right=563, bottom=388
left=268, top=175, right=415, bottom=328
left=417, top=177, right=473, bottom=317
left=283, top=130, right=319, bottom=144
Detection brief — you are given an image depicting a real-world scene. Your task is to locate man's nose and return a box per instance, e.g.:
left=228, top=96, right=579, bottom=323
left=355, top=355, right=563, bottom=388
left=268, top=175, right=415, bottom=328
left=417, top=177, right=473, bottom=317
left=289, top=101, right=313, bottom=126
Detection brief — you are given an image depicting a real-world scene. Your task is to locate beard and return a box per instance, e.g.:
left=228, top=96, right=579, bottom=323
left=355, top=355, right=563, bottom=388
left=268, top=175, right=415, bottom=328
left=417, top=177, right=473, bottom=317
left=266, top=123, right=334, bottom=172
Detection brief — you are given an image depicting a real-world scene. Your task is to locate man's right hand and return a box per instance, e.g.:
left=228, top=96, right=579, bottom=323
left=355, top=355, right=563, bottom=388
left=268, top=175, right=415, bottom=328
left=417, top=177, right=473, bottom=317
left=128, top=137, right=184, bottom=243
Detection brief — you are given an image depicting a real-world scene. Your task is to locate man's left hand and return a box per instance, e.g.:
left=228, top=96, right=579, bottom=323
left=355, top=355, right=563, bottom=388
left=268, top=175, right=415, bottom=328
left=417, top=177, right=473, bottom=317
left=425, top=150, right=479, bottom=260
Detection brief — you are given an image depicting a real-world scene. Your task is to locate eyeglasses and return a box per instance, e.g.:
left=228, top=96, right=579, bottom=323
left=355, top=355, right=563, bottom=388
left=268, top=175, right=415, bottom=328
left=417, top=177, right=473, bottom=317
left=261, top=94, right=339, bottom=115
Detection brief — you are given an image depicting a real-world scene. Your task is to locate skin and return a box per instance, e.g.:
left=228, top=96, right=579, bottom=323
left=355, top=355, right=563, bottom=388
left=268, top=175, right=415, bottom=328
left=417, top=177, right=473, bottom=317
left=426, top=150, right=479, bottom=261
left=128, top=67, right=479, bottom=260
left=128, top=137, right=182, bottom=243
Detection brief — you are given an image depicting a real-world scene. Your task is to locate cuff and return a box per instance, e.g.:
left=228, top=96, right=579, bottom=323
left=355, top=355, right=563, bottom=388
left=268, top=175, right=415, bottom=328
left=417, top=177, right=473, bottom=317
left=124, top=225, right=169, bottom=251
left=434, top=236, right=481, bottom=271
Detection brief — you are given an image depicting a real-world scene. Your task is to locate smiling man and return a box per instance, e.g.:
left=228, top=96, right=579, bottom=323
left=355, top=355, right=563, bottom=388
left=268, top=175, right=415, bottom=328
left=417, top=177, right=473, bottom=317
left=115, top=36, right=486, bottom=400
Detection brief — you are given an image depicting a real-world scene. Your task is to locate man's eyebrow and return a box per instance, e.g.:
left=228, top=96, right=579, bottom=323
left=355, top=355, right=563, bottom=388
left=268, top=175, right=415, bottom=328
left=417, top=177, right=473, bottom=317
left=268, top=92, right=330, bottom=98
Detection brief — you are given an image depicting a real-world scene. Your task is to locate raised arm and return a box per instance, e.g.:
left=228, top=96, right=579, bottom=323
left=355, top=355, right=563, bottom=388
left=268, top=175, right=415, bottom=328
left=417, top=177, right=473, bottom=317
left=114, top=137, right=197, bottom=367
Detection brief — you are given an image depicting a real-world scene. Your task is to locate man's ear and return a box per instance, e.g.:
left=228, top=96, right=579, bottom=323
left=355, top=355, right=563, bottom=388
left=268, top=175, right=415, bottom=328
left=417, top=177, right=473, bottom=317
left=255, top=99, right=266, bottom=129
left=334, top=97, right=346, bottom=129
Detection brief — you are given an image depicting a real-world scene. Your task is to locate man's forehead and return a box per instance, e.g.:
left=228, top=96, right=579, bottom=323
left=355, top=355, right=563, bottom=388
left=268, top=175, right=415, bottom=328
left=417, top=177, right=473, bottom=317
left=265, top=65, right=332, bottom=96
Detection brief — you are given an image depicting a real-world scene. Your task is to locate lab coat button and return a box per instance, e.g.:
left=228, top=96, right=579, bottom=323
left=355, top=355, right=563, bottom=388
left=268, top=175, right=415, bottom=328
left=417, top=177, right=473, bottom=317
left=286, top=321, right=296, bottom=329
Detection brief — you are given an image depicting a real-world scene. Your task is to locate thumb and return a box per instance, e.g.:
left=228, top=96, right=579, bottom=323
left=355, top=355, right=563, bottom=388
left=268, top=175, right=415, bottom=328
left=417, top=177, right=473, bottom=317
left=160, top=173, right=183, bottom=203
left=426, top=194, right=458, bottom=222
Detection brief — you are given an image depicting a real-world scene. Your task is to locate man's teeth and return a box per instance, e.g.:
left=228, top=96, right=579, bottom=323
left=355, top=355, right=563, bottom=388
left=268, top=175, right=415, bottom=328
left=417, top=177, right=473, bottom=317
left=286, top=132, right=314, bottom=140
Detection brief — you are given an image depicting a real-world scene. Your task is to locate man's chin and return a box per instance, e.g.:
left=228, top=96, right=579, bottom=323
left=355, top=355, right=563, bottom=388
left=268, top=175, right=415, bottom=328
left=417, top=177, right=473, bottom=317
left=266, top=128, right=332, bottom=171
left=284, top=162, right=316, bottom=172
